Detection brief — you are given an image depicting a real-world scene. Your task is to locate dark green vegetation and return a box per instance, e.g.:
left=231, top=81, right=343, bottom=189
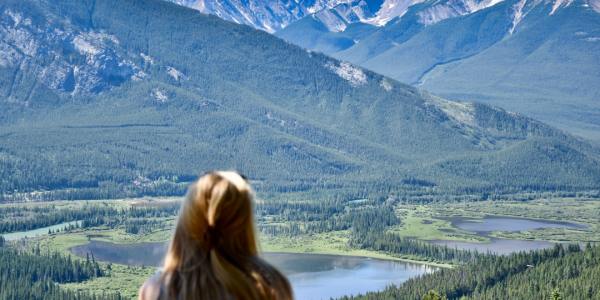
left=0, top=201, right=178, bottom=235
left=258, top=199, right=479, bottom=263
left=279, top=0, right=600, bottom=140
left=0, top=245, right=120, bottom=300
left=1, top=198, right=474, bottom=264
left=343, top=244, right=600, bottom=300
left=1, top=0, right=600, bottom=202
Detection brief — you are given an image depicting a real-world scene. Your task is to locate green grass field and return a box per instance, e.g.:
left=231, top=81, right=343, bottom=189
left=430, top=198, right=600, bottom=243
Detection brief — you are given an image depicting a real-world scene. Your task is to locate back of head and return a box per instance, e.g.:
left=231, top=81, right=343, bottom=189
left=161, top=171, right=292, bottom=300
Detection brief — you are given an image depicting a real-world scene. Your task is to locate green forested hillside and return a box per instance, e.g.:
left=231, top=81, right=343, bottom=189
left=0, top=0, right=599, bottom=201
left=343, top=244, right=600, bottom=300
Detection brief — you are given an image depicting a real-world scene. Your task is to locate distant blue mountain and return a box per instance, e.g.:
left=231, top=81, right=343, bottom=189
left=338, top=0, right=600, bottom=141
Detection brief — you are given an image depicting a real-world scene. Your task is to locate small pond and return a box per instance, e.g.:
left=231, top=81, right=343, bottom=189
left=432, top=216, right=585, bottom=254
left=71, top=241, right=435, bottom=300
left=450, top=216, right=586, bottom=233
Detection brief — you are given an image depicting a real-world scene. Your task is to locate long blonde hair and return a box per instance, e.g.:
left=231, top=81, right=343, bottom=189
left=160, top=171, right=292, bottom=299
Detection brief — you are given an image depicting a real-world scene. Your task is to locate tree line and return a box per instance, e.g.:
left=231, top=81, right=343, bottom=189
left=342, top=244, right=600, bottom=300
left=0, top=202, right=180, bottom=235
left=257, top=200, right=479, bottom=263
left=0, top=244, right=121, bottom=300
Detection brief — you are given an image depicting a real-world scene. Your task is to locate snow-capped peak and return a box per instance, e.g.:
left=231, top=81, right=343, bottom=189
left=168, top=0, right=600, bottom=36
left=364, top=0, right=427, bottom=26
left=168, top=0, right=427, bottom=33
left=417, top=0, right=506, bottom=25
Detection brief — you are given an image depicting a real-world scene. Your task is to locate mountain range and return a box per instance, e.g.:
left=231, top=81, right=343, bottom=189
left=171, top=0, right=600, bottom=142
left=0, top=0, right=599, bottom=201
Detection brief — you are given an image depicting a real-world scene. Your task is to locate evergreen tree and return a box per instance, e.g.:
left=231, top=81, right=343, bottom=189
left=423, top=290, right=446, bottom=300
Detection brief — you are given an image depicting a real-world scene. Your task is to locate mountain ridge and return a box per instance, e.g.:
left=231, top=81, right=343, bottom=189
left=0, top=0, right=599, bottom=201
left=274, top=0, right=600, bottom=141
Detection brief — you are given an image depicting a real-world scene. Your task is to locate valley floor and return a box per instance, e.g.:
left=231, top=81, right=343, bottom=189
left=1, top=197, right=598, bottom=299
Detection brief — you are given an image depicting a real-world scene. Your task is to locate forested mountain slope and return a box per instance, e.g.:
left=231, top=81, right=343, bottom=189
left=277, top=0, right=600, bottom=141
left=0, top=0, right=599, bottom=201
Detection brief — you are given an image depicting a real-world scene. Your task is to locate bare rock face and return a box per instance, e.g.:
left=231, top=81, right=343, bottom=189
left=0, top=8, right=140, bottom=105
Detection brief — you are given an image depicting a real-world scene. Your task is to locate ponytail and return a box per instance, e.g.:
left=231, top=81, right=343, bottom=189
left=159, top=171, right=293, bottom=300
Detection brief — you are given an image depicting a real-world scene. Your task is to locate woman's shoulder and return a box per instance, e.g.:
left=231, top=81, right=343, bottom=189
left=139, top=271, right=164, bottom=300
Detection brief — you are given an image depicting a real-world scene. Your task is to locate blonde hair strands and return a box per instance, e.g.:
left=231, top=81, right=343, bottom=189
left=160, top=171, right=292, bottom=300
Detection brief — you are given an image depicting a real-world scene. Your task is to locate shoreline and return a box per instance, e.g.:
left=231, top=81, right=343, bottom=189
left=65, top=237, right=453, bottom=269
left=261, top=250, right=452, bottom=268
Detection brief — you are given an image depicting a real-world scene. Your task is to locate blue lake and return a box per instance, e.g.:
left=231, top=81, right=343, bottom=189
left=71, top=241, right=435, bottom=300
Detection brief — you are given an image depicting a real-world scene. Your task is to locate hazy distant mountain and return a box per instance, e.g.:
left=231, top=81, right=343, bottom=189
left=1, top=0, right=599, bottom=200
left=167, top=0, right=355, bottom=33
left=336, top=0, right=600, bottom=141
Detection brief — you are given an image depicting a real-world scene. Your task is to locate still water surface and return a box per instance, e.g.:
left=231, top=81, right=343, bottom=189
left=71, top=241, right=435, bottom=300
left=451, top=216, right=585, bottom=233
left=433, top=216, right=585, bottom=254
left=432, top=238, right=554, bottom=255
left=2, top=220, right=82, bottom=241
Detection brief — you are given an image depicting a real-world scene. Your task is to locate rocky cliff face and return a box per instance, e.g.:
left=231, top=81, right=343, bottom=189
left=0, top=7, right=142, bottom=105
left=166, top=0, right=424, bottom=32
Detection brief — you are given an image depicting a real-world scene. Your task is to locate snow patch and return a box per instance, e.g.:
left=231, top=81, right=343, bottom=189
left=265, top=112, right=288, bottom=127
left=589, top=0, right=600, bottom=12
left=315, top=10, right=348, bottom=32
left=140, top=53, right=155, bottom=65
left=132, top=70, right=148, bottom=81
left=167, top=66, right=187, bottom=81
left=152, top=88, right=169, bottom=103
left=326, top=61, right=367, bottom=86
left=426, top=94, right=476, bottom=126
left=510, top=0, right=527, bottom=34
left=5, top=9, right=31, bottom=26
left=362, top=0, right=427, bottom=26
left=380, top=78, right=393, bottom=91
left=73, top=36, right=100, bottom=55
left=551, top=0, right=575, bottom=14
left=6, top=10, right=23, bottom=26
left=418, top=0, right=505, bottom=25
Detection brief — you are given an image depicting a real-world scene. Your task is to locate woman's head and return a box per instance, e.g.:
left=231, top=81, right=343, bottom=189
left=170, top=171, right=256, bottom=258
left=161, top=171, right=292, bottom=300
